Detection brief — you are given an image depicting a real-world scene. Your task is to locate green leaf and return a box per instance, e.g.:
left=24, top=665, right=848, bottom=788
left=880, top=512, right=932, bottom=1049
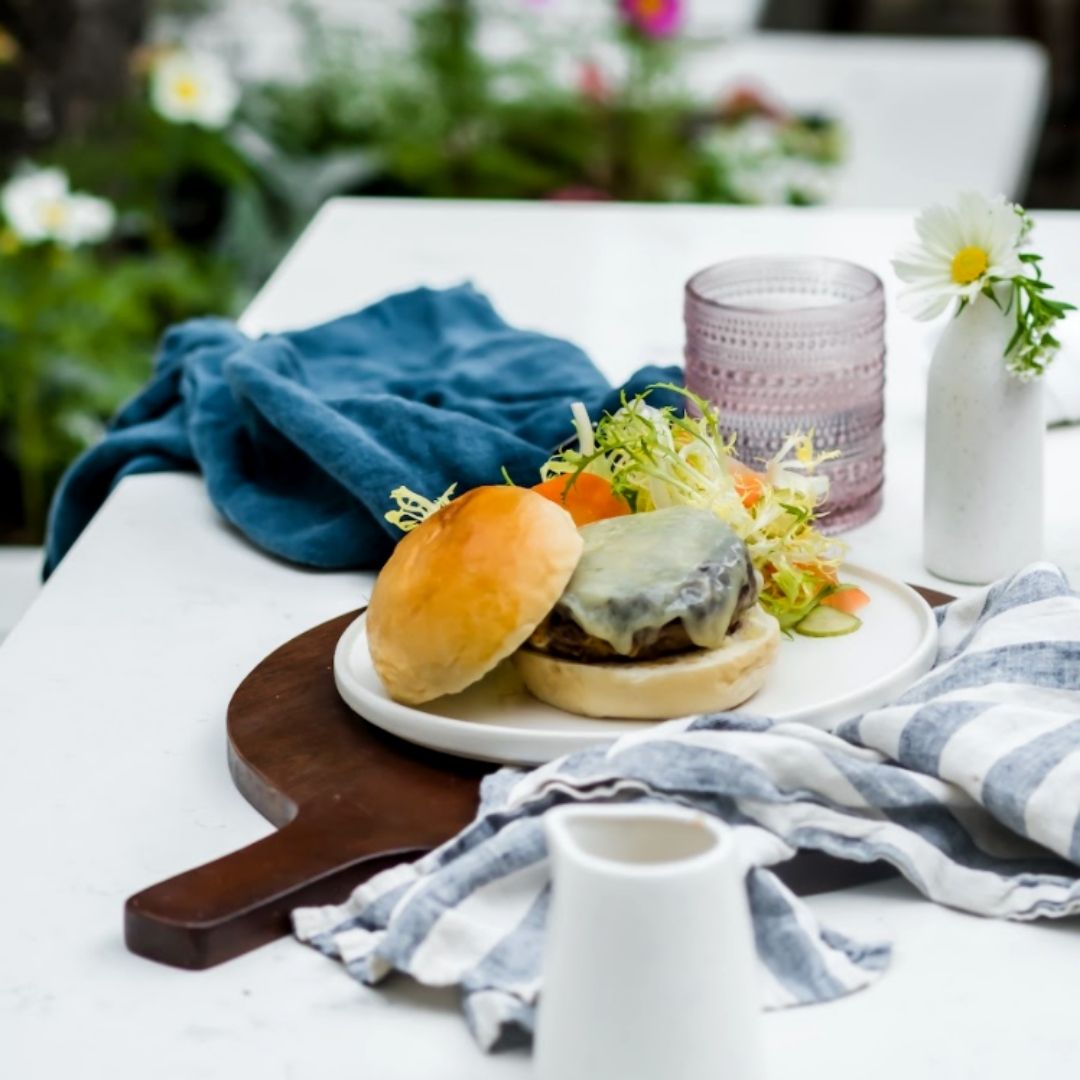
left=1005, top=322, right=1025, bottom=355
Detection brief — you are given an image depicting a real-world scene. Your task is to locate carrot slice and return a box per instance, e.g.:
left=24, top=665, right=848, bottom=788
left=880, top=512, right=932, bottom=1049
left=728, top=459, right=765, bottom=509
left=532, top=473, right=630, bottom=527
left=795, top=560, right=839, bottom=587
left=820, top=586, right=871, bottom=614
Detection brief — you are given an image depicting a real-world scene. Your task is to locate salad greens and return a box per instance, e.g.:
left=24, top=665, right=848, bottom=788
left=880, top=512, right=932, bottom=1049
left=538, top=386, right=846, bottom=630
left=384, top=385, right=857, bottom=632
left=385, top=483, right=457, bottom=533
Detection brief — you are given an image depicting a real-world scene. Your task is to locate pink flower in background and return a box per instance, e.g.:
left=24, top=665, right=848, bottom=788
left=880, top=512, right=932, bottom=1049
left=719, top=83, right=789, bottom=123
left=578, top=59, right=609, bottom=103
left=618, top=0, right=683, bottom=38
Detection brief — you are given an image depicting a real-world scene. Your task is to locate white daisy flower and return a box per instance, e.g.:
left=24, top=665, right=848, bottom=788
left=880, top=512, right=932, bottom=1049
left=892, top=191, right=1027, bottom=320
left=1, top=165, right=115, bottom=247
left=1, top=166, right=68, bottom=243
left=58, top=192, right=117, bottom=246
left=150, top=50, right=240, bottom=130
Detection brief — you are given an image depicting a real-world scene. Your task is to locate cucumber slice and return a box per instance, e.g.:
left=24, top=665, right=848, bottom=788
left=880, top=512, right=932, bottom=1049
left=794, top=605, right=862, bottom=638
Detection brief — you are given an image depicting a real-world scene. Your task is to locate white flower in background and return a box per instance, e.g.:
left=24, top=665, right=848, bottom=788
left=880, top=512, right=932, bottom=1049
left=150, top=50, right=240, bottom=129
left=1, top=165, right=115, bottom=247
left=704, top=121, right=836, bottom=207
left=730, top=117, right=778, bottom=159
left=892, top=192, right=1027, bottom=320
left=62, top=193, right=117, bottom=246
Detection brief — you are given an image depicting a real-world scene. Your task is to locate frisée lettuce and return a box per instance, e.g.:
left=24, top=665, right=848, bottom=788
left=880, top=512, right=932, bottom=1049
left=383, top=385, right=852, bottom=632
left=537, top=386, right=846, bottom=630
left=384, top=483, right=457, bottom=533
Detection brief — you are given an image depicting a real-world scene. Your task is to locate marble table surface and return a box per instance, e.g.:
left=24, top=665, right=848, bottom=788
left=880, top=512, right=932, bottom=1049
left=3, top=199, right=1080, bottom=1078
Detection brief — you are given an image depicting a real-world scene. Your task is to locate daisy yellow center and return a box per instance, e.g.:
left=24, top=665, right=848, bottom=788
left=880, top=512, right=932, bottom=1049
left=951, top=245, right=989, bottom=285
left=173, top=76, right=201, bottom=103
left=40, top=200, right=69, bottom=229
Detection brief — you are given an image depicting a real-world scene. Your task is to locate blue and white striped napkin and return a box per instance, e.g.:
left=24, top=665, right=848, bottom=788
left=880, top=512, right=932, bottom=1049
left=294, top=563, right=1080, bottom=1051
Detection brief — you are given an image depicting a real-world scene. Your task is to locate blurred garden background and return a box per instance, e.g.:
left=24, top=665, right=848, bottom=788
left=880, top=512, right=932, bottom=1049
left=0, top=0, right=1075, bottom=572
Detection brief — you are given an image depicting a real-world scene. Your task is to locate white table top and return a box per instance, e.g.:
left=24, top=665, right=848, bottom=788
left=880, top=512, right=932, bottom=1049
left=4, top=199, right=1080, bottom=1078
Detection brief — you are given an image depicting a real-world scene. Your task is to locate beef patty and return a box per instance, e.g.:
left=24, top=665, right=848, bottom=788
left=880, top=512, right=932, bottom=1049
left=527, top=607, right=721, bottom=663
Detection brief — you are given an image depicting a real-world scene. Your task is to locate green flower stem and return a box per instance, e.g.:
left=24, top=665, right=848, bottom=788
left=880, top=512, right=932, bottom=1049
left=980, top=252, right=1076, bottom=379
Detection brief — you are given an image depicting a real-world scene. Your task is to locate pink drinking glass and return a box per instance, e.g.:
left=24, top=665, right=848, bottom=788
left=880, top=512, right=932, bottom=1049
left=684, top=256, right=885, bottom=532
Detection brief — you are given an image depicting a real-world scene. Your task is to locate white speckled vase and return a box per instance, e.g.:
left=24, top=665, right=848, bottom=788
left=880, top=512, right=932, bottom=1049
left=924, top=290, right=1045, bottom=584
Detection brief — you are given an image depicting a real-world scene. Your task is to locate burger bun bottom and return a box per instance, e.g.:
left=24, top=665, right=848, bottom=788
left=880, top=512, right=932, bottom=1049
left=512, top=603, right=780, bottom=720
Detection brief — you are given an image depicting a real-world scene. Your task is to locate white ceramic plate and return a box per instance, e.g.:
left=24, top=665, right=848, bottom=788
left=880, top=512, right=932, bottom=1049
left=334, top=563, right=938, bottom=766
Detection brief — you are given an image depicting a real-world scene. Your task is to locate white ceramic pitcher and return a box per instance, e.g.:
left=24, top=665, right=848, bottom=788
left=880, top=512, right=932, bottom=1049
left=534, top=804, right=763, bottom=1080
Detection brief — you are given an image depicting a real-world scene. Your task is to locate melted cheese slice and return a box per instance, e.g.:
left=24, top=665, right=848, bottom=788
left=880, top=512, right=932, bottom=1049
left=555, top=506, right=756, bottom=656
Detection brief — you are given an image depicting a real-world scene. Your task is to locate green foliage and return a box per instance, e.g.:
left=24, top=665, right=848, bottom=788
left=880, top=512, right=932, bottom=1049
left=0, top=75, right=261, bottom=539
left=973, top=213, right=1077, bottom=380
left=0, top=241, right=236, bottom=537
left=245, top=3, right=842, bottom=205
left=996, top=253, right=1076, bottom=379
left=0, top=0, right=843, bottom=541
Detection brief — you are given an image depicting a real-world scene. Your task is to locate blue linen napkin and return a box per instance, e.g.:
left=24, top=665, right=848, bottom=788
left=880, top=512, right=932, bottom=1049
left=44, top=285, right=680, bottom=575
left=294, top=563, right=1080, bottom=1052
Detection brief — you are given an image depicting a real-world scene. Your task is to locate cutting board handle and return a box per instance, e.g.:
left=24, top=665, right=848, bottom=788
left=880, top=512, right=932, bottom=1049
left=124, top=796, right=428, bottom=970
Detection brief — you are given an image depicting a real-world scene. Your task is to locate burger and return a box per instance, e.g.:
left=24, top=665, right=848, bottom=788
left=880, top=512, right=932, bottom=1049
left=365, top=485, right=779, bottom=719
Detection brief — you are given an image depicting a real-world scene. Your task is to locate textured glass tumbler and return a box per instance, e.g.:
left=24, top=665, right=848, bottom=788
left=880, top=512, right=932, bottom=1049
left=684, top=256, right=885, bottom=532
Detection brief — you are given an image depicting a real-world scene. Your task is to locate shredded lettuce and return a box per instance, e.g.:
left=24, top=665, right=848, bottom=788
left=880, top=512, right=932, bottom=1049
left=538, top=385, right=845, bottom=630
left=384, top=483, right=457, bottom=532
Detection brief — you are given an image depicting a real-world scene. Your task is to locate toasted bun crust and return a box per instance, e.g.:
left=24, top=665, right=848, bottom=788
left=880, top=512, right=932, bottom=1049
left=512, top=603, right=780, bottom=719
left=367, top=486, right=584, bottom=705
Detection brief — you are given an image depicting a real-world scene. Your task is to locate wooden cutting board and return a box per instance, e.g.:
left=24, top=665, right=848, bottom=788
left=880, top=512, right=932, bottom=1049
left=125, top=586, right=953, bottom=971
